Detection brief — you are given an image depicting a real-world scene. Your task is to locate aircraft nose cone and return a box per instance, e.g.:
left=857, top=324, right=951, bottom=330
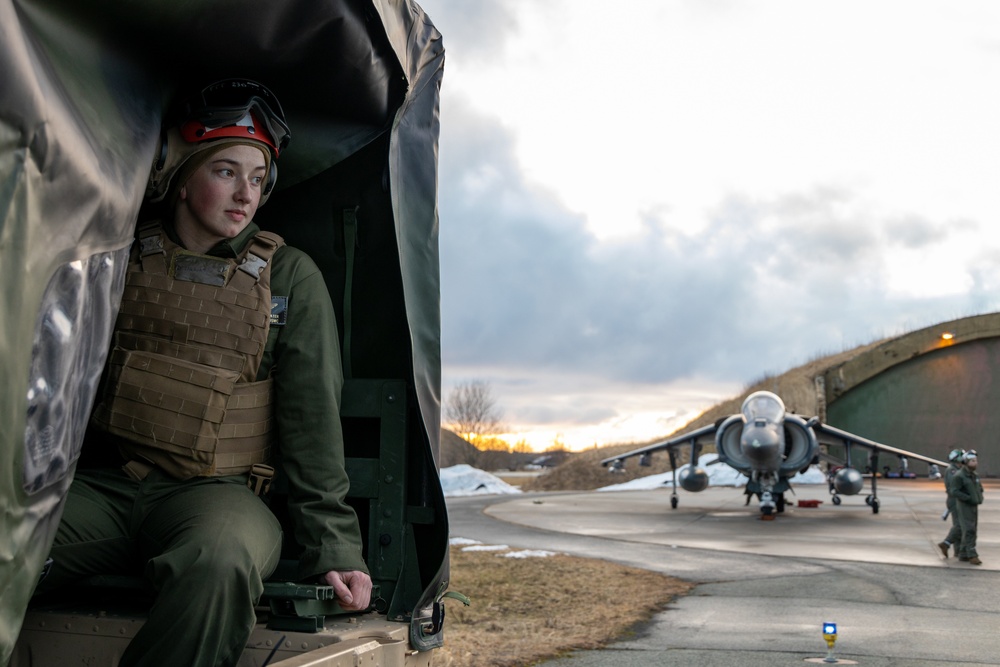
left=741, top=425, right=782, bottom=468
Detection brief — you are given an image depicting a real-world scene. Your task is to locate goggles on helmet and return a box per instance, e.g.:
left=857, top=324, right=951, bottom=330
left=177, top=79, right=290, bottom=155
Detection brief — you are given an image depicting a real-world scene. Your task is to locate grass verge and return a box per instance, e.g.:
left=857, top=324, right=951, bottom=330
left=434, top=544, right=693, bottom=667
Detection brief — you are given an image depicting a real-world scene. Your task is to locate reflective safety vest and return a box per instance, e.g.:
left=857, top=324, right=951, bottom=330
left=91, top=222, right=284, bottom=480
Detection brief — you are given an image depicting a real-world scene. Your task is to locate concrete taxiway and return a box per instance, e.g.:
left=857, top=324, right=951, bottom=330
left=446, top=480, right=1000, bottom=666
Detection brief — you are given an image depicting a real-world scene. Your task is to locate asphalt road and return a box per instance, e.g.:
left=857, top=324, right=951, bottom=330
left=446, top=479, right=1000, bottom=666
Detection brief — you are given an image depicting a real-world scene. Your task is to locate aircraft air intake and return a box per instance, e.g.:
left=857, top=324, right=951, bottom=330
left=777, top=415, right=820, bottom=475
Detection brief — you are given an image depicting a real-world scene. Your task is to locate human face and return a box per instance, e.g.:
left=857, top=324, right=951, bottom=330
left=174, top=144, right=267, bottom=254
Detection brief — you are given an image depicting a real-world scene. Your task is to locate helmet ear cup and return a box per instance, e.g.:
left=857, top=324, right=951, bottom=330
left=146, top=129, right=174, bottom=201
left=263, top=159, right=277, bottom=197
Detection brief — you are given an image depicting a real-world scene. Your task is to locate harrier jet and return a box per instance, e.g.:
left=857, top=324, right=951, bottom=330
left=601, top=391, right=946, bottom=517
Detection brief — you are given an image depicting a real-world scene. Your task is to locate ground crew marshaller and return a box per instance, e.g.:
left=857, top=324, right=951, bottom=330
left=952, top=450, right=984, bottom=565
left=33, top=79, right=372, bottom=666
left=938, top=448, right=965, bottom=558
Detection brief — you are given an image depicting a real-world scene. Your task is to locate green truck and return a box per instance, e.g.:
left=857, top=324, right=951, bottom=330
left=1, top=1, right=451, bottom=664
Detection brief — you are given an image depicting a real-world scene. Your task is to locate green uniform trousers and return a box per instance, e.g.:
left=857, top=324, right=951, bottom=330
left=37, top=467, right=282, bottom=666
left=955, top=502, right=979, bottom=559
left=945, top=496, right=963, bottom=548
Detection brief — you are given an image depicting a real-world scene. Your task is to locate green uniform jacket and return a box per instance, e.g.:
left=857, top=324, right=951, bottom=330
left=952, top=467, right=984, bottom=507
left=944, top=463, right=963, bottom=511
left=192, top=221, right=368, bottom=580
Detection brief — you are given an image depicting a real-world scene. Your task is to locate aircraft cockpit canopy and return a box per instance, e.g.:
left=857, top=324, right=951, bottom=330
left=742, top=391, right=785, bottom=425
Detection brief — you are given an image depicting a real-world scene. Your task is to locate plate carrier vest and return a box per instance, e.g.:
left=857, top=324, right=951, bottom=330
left=91, top=222, right=285, bottom=480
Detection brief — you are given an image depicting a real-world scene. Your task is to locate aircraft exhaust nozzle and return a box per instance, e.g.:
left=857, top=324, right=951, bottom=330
left=679, top=467, right=709, bottom=493
left=832, top=467, right=864, bottom=496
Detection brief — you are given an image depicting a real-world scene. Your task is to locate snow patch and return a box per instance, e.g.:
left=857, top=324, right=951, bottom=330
left=441, top=464, right=523, bottom=497
left=462, top=544, right=510, bottom=552
left=449, top=535, right=560, bottom=558
left=502, top=550, right=558, bottom=559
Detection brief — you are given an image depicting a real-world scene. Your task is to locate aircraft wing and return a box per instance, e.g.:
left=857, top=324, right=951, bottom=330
left=813, top=422, right=948, bottom=469
left=600, top=423, right=718, bottom=467
left=596, top=389, right=946, bottom=517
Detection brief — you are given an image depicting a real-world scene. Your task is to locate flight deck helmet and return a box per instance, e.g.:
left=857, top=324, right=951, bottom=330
left=948, top=449, right=966, bottom=463
left=147, top=78, right=291, bottom=206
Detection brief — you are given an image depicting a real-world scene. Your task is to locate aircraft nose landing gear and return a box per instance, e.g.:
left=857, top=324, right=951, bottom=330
left=760, top=491, right=776, bottom=520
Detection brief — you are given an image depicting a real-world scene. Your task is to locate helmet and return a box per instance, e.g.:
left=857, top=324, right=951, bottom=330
left=147, top=79, right=291, bottom=205
left=964, top=449, right=978, bottom=463
left=948, top=449, right=966, bottom=463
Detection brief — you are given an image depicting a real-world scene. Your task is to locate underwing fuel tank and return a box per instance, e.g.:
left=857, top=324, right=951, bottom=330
left=716, top=392, right=819, bottom=475
left=678, top=466, right=710, bottom=492
left=832, top=466, right=865, bottom=495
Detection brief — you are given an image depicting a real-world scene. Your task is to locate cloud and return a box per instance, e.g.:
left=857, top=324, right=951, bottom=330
left=427, top=1, right=1000, bottom=445
left=439, top=99, right=996, bottom=395
left=884, top=214, right=970, bottom=249
left=418, top=0, right=519, bottom=64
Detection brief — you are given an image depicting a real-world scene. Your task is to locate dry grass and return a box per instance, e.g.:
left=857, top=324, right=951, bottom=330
left=434, top=545, right=693, bottom=667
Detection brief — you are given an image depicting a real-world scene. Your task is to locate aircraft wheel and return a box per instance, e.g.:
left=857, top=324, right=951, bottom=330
left=872, top=498, right=880, bottom=514
left=832, top=495, right=841, bottom=506
left=670, top=496, right=678, bottom=509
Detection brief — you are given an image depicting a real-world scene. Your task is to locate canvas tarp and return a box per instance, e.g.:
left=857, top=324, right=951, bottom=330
left=0, top=0, right=447, bottom=659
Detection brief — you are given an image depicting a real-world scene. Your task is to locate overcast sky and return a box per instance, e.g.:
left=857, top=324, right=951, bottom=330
left=418, top=0, right=1000, bottom=451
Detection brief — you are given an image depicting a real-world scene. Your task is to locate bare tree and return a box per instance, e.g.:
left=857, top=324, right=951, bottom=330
left=445, top=380, right=505, bottom=444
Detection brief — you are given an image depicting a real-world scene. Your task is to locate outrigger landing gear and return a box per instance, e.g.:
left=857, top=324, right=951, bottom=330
left=829, top=480, right=879, bottom=512
left=829, top=445, right=882, bottom=513
left=868, top=452, right=881, bottom=514
left=664, top=440, right=705, bottom=510
left=668, top=449, right=680, bottom=510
